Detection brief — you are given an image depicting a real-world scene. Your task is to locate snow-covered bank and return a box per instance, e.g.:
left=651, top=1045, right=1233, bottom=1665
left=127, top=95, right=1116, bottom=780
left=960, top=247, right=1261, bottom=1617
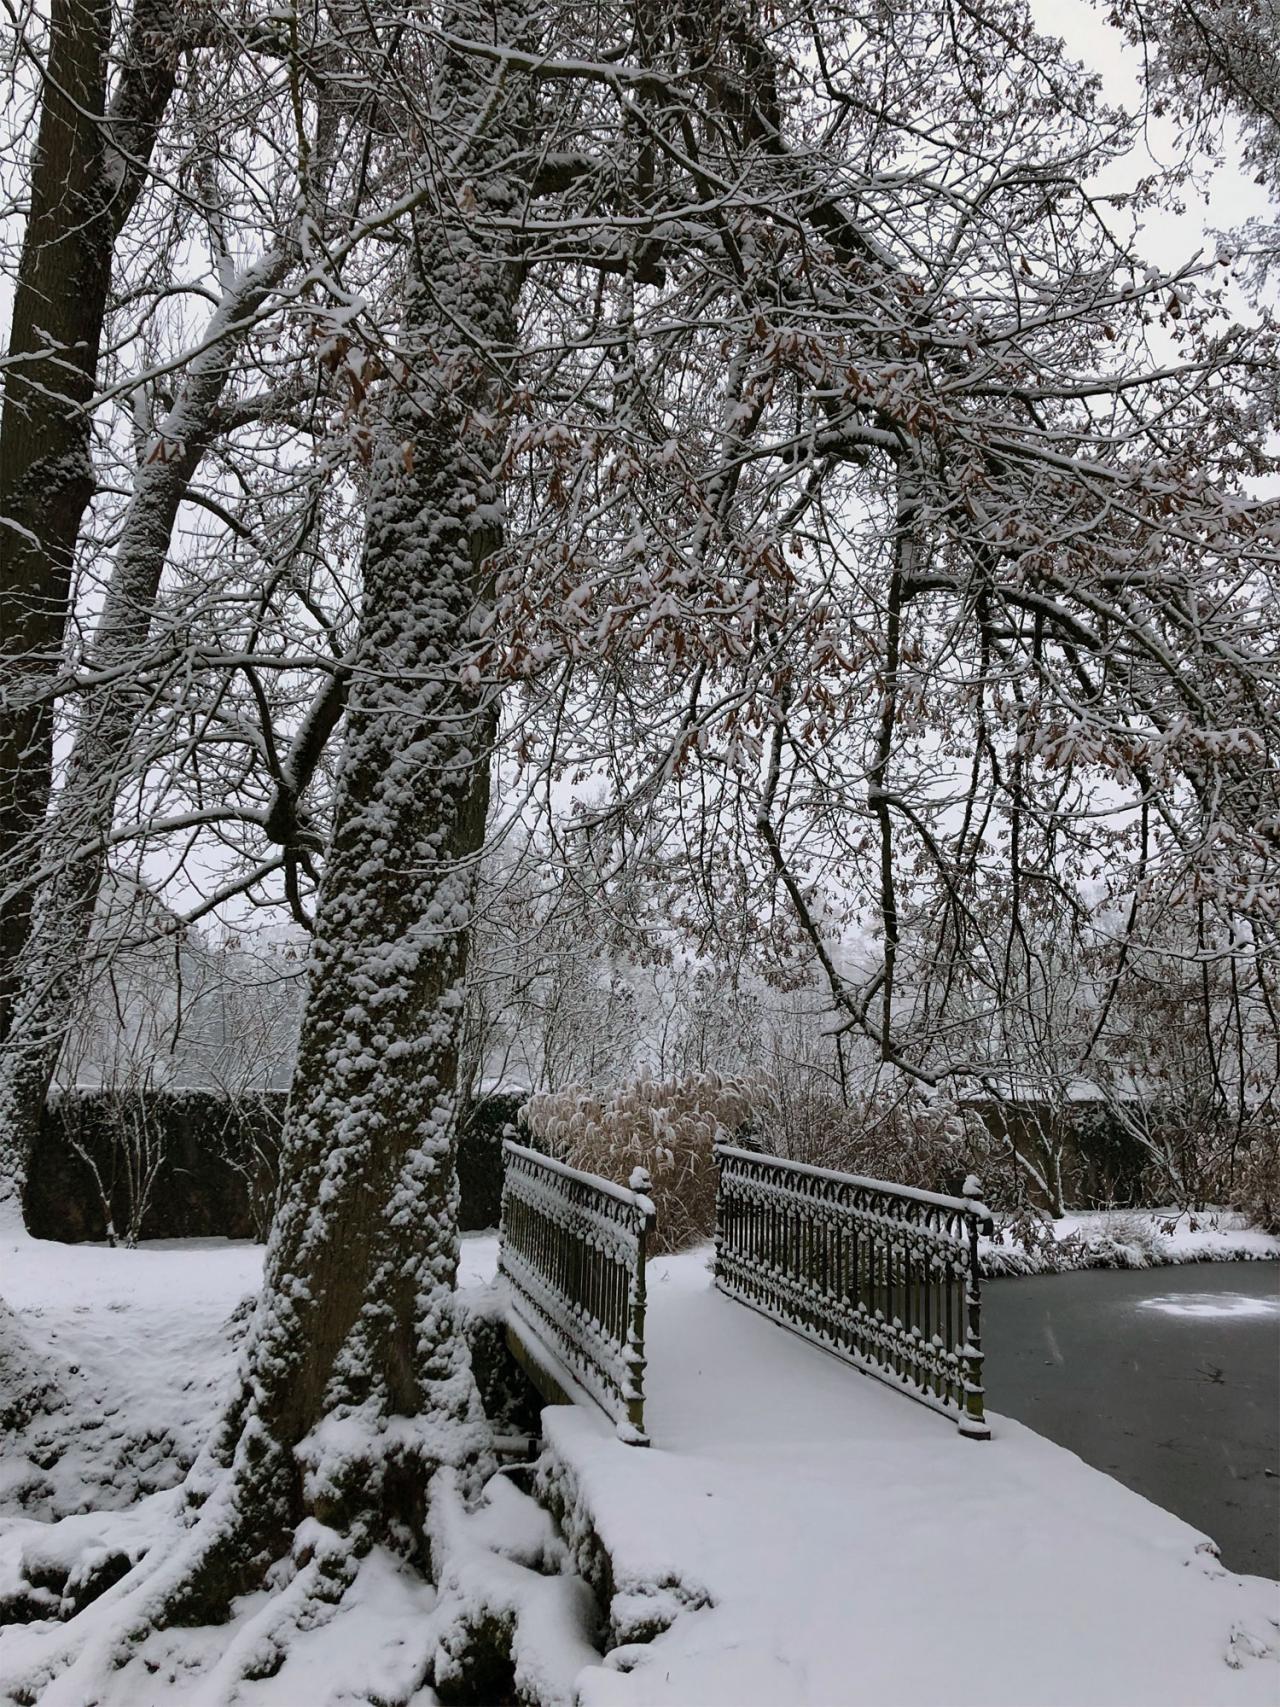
left=540, top=1246, right=1278, bottom=1707
left=0, top=1231, right=263, bottom=1525
left=980, top=1207, right=1280, bottom=1277
left=2, top=1232, right=1276, bottom=1704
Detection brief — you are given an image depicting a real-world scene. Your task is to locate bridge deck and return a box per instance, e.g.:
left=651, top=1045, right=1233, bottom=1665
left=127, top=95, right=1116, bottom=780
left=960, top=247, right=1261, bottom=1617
left=525, top=1246, right=1278, bottom=1707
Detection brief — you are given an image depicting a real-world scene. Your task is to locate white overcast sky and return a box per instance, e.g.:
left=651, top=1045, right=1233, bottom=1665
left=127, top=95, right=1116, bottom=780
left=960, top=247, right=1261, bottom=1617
left=1030, top=0, right=1274, bottom=271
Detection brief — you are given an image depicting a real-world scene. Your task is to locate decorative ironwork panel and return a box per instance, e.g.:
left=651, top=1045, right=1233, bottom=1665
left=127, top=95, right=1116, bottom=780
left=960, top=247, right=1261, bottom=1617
left=499, top=1139, right=656, bottom=1444
left=714, top=1145, right=993, bottom=1437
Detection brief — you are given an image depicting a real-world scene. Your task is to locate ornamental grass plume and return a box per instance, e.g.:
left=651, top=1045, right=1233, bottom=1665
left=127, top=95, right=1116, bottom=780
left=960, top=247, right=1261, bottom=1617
left=520, top=1070, right=774, bottom=1252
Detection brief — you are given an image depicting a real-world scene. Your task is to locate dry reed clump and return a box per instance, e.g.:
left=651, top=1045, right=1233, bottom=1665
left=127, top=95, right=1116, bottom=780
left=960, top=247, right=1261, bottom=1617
left=519, top=1071, right=773, bottom=1253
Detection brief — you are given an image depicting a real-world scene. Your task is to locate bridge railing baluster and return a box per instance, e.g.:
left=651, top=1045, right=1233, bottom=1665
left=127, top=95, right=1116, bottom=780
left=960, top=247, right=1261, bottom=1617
left=498, top=1140, right=656, bottom=1445
left=713, top=1145, right=992, bottom=1437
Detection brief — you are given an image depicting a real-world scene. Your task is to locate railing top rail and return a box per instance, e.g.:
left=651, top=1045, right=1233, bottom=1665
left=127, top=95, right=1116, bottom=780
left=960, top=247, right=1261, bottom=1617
left=714, top=1142, right=991, bottom=1224
left=502, top=1137, right=656, bottom=1224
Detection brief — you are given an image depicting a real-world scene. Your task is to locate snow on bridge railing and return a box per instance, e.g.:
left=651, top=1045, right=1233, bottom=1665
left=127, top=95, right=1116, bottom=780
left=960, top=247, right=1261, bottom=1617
left=498, top=1139, right=657, bottom=1445
left=713, top=1145, right=994, bottom=1438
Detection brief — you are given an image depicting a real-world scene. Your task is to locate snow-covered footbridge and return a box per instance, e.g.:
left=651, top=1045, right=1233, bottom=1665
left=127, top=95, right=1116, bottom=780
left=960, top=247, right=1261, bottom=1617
left=467, top=1148, right=1280, bottom=1707
left=0, top=1197, right=1274, bottom=1706
left=497, top=1138, right=996, bottom=1449
left=462, top=1231, right=1280, bottom=1707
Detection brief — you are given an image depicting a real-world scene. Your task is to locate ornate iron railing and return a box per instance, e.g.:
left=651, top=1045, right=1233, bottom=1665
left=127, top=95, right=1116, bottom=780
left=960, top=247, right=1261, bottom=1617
left=499, top=1139, right=656, bottom=1444
left=714, top=1145, right=994, bottom=1437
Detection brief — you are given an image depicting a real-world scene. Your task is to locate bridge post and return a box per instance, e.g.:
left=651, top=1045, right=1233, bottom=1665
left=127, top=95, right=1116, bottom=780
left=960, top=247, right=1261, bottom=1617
left=959, top=1175, right=991, bottom=1440
left=623, top=1167, right=654, bottom=1445
left=712, top=1144, right=725, bottom=1288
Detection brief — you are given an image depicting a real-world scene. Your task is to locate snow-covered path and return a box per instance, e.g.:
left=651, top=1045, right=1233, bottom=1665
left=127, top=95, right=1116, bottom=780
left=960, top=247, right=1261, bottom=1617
left=538, top=1249, right=1280, bottom=1707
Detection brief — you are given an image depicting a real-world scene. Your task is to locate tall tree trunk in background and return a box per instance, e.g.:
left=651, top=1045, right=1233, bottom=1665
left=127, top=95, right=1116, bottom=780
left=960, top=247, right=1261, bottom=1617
left=110, top=10, right=536, bottom=1627
left=0, top=0, right=112, bottom=1048
left=0, top=0, right=177, bottom=1049
left=0, top=247, right=293, bottom=1223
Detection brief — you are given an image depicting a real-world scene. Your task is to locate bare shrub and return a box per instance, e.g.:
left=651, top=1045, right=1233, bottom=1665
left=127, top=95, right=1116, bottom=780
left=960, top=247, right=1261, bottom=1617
left=59, top=1081, right=168, bottom=1248
left=1228, top=1126, right=1280, bottom=1233
left=1099, top=1103, right=1280, bottom=1228
left=519, top=1071, right=773, bottom=1253
left=778, top=1089, right=994, bottom=1200
left=780, top=1089, right=1280, bottom=1234
left=205, top=1095, right=285, bottom=1242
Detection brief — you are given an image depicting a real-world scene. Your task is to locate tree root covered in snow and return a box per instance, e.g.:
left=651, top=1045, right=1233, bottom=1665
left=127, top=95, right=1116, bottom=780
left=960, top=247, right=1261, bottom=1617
left=0, top=1491, right=180, bottom=1628
left=0, top=1453, right=609, bottom=1707
left=0, top=1488, right=376, bottom=1702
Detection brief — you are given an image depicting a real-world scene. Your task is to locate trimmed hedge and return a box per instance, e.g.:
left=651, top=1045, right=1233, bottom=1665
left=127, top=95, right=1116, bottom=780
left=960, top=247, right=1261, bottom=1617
left=26, top=1087, right=529, bottom=1242
left=457, top=1091, right=526, bottom=1231
left=27, top=1088, right=285, bottom=1243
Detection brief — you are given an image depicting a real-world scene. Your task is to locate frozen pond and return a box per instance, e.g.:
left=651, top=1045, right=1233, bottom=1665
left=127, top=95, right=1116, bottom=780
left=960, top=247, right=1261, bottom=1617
left=983, top=1260, right=1280, bottom=1578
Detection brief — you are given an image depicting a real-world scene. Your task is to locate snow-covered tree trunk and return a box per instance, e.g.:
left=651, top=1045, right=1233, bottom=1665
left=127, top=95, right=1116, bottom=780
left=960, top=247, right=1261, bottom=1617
left=0, top=0, right=112, bottom=1052
left=0, top=248, right=294, bottom=1224
left=122, top=9, right=535, bottom=1629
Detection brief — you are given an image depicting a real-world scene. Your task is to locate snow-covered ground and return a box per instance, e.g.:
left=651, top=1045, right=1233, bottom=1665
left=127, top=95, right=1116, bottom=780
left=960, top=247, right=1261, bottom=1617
left=981, top=1206, right=1280, bottom=1275
left=0, top=1232, right=262, bottom=1525
left=1, top=1229, right=1276, bottom=1705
